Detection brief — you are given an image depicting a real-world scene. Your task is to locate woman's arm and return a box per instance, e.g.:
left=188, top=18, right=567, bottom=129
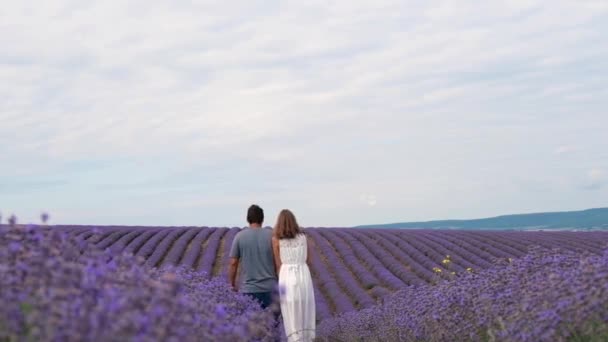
left=306, top=235, right=314, bottom=267
left=271, top=236, right=282, bottom=275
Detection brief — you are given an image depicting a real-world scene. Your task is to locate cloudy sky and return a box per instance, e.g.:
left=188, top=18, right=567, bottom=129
left=1, top=0, right=607, bottom=227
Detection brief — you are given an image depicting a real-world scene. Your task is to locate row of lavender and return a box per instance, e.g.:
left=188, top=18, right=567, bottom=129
left=59, top=226, right=240, bottom=275
left=0, top=226, right=277, bottom=341
left=56, top=225, right=608, bottom=321
left=308, top=228, right=608, bottom=320
left=318, top=246, right=608, bottom=341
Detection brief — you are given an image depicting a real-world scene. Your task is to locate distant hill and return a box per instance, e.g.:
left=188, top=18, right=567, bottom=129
left=356, top=207, right=608, bottom=230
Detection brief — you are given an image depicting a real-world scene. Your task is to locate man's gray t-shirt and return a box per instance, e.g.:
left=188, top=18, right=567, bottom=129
left=229, top=227, right=277, bottom=293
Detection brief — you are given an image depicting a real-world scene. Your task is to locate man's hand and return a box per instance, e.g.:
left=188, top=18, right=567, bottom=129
left=229, top=257, right=239, bottom=293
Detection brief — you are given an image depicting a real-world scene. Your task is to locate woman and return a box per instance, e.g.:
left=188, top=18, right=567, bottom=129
left=271, top=209, right=316, bottom=342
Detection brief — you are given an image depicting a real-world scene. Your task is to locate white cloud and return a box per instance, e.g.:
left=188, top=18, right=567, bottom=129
left=584, top=168, right=606, bottom=190
left=554, top=145, right=577, bottom=155
left=359, top=194, right=378, bottom=207
left=1, top=0, right=607, bottom=225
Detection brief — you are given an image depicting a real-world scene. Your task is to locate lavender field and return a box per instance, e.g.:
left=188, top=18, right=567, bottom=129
left=2, top=224, right=608, bottom=341
left=57, top=225, right=608, bottom=319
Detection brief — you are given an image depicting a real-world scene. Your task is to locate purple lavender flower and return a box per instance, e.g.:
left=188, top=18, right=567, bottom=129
left=41, top=212, right=50, bottom=224
left=318, top=245, right=608, bottom=341
left=0, top=226, right=279, bottom=341
left=8, top=214, right=17, bottom=226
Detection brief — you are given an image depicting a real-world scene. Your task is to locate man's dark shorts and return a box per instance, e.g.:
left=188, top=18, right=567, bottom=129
left=245, top=291, right=273, bottom=309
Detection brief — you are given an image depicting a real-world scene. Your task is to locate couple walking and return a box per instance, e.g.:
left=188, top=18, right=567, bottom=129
left=229, top=205, right=316, bottom=342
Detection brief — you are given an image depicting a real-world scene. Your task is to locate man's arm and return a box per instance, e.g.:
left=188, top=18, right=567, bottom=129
left=229, top=257, right=239, bottom=291
left=228, top=234, right=240, bottom=291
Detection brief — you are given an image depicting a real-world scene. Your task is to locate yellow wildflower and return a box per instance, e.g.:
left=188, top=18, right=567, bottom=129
left=466, top=267, right=473, bottom=272
left=432, top=267, right=443, bottom=273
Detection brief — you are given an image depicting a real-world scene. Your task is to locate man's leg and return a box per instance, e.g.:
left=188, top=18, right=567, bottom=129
left=245, top=292, right=282, bottom=342
left=244, top=292, right=272, bottom=309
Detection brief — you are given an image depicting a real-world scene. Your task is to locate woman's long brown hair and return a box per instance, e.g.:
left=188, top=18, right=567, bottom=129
left=274, top=209, right=302, bottom=239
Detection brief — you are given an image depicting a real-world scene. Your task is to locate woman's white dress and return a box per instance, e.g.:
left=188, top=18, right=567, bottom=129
left=279, top=233, right=316, bottom=342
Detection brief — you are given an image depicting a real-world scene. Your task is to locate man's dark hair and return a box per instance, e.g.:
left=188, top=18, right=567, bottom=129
left=247, top=204, right=264, bottom=224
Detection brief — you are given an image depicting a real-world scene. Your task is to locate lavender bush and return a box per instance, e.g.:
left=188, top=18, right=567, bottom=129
left=0, top=226, right=277, bottom=342
left=317, top=246, right=608, bottom=342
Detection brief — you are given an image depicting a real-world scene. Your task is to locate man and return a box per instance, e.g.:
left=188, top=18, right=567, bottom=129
left=229, top=204, right=278, bottom=309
